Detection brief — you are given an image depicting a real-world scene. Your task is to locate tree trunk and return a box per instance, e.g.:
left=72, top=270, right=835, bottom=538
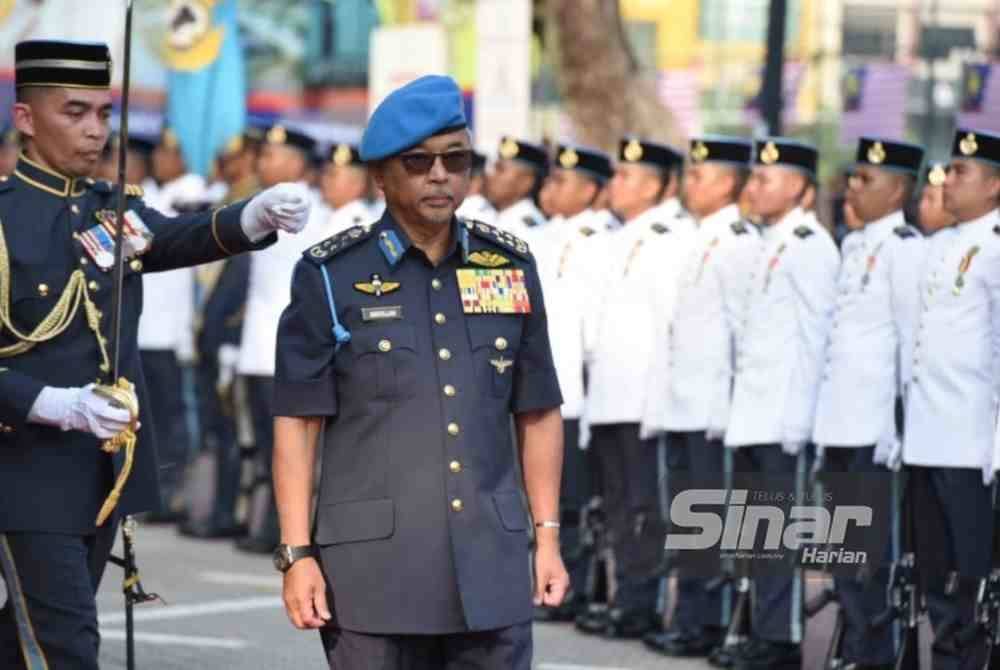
left=549, top=0, right=684, bottom=152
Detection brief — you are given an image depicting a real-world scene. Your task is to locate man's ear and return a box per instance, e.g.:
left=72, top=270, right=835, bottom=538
left=369, top=161, right=386, bottom=191
left=12, top=102, right=35, bottom=139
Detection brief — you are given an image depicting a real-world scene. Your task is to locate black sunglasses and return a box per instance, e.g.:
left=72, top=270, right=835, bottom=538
left=398, top=150, right=473, bottom=175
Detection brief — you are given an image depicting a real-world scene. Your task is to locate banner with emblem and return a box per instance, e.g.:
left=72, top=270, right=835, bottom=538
left=957, top=63, right=1000, bottom=134
left=165, top=0, right=246, bottom=177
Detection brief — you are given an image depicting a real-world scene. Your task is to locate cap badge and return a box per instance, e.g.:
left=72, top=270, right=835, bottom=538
left=760, top=141, right=780, bottom=165
left=867, top=141, right=886, bottom=165
left=623, top=139, right=644, bottom=162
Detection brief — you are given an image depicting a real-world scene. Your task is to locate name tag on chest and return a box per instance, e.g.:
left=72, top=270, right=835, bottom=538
left=456, top=269, right=532, bottom=314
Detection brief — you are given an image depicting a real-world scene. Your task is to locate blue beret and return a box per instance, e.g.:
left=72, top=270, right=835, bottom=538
left=360, top=75, right=467, bottom=162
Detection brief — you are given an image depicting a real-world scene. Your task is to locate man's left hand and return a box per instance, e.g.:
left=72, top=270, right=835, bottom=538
left=241, top=182, right=312, bottom=241
left=532, top=541, right=569, bottom=607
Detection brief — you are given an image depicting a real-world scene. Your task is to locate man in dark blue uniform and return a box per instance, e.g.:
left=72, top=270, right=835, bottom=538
left=272, top=75, right=569, bottom=669
left=0, top=40, right=312, bottom=669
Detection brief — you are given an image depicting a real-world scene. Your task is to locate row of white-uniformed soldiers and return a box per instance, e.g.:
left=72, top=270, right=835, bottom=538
left=127, top=119, right=1000, bottom=668
left=478, top=130, right=1000, bottom=670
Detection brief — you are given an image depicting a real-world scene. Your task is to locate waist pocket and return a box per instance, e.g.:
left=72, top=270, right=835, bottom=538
left=314, top=498, right=395, bottom=546
left=493, top=490, right=528, bottom=532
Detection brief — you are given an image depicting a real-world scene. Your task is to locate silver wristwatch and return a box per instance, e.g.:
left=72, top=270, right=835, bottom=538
left=272, top=544, right=316, bottom=573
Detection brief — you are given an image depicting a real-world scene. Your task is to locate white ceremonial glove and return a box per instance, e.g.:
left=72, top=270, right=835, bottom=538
left=28, top=384, right=137, bottom=440
left=217, top=343, right=240, bottom=394
left=241, top=182, right=312, bottom=241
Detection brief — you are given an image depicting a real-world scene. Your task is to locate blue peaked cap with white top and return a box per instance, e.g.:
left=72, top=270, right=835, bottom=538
left=359, top=75, right=467, bottom=162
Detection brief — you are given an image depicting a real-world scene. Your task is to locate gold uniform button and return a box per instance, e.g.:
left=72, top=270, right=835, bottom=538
left=130, top=259, right=143, bottom=272
left=447, top=422, right=460, bottom=436
left=378, top=339, right=392, bottom=353
left=70, top=204, right=80, bottom=215
left=80, top=257, right=89, bottom=266
left=37, top=284, right=49, bottom=297
left=451, top=499, right=463, bottom=512
left=439, top=348, right=452, bottom=361
left=434, top=313, right=446, bottom=325
left=495, top=337, right=508, bottom=351
left=88, top=281, right=99, bottom=292
left=431, top=278, right=443, bottom=290
left=449, top=460, right=462, bottom=473
left=443, top=384, right=456, bottom=397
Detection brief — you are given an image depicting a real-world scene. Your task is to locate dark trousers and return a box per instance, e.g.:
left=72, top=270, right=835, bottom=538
left=910, top=465, right=993, bottom=670
left=0, top=521, right=118, bottom=669
left=731, top=444, right=804, bottom=644
left=560, top=420, right=591, bottom=597
left=668, top=430, right=726, bottom=633
left=321, top=622, right=532, bottom=670
left=182, top=358, right=244, bottom=532
left=821, top=446, right=895, bottom=666
left=590, top=423, right=665, bottom=613
left=244, top=374, right=279, bottom=546
left=140, top=349, right=188, bottom=510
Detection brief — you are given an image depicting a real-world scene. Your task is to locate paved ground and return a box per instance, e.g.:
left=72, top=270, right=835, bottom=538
left=2, top=524, right=932, bottom=668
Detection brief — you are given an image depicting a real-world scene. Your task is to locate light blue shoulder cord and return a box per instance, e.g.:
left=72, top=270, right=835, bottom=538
left=319, top=265, right=351, bottom=351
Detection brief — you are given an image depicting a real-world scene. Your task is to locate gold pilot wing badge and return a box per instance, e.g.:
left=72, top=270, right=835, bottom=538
left=456, top=269, right=531, bottom=314
left=490, top=356, right=514, bottom=374
left=353, top=273, right=401, bottom=297
left=467, top=250, right=511, bottom=268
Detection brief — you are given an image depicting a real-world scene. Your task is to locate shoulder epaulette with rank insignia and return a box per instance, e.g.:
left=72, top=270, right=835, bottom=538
left=466, top=220, right=531, bottom=260
left=303, top=224, right=374, bottom=265
left=579, top=226, right=596, bottom=237
left=124, top=183, right=144, bottom=198
left=651, top=223, right=670, bottom=234
left=794, top=225, right=814, bottom=239
left=731, top=220, right=749, bottom=235
left=893, top=224, right=918, bottom=239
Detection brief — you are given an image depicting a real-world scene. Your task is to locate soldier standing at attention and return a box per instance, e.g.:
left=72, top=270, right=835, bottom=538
left=271, top=75, right=568, bottom=669
left=487, top=136, right=548, bottom=236
left=0, top=39, right=311, bottom=669
left=812, top=137, right=927, bottom=669
left=724, top=138, right=838, bottom=670
left=904, top=129, right=1000, bottom=669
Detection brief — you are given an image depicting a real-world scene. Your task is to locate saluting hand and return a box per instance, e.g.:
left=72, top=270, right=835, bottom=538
left=533, top=539, right=570, bottom=608
left=282, top=557, right=333, bottom=630
left=241, top=182, right=312, bottom=241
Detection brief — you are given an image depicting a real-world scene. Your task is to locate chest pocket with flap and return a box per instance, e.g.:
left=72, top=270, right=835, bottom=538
left=348, top=323, right=418, bottom=400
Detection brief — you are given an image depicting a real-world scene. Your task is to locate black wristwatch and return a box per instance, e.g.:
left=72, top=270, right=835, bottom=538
left=273, top=544, right=316, bottom=573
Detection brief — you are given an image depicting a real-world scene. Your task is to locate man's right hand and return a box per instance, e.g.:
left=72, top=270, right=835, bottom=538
left=282, top=557, right=332, bottom=630
left=28, top=384, right=136, bottom=439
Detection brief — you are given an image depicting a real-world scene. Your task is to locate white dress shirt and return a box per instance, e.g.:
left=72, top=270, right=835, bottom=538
left=583, top=200, right=697, bottom=427
left=494, top=197, right=546, bottom=238
left=237, top=183, right=319, bottom=377
left=725, top=207, right=839, bottom=451
left=904, top=208, right=1000, bottom=470
left=136, top=174, right=201, bottom=360
left=812, top=211, right=925, bottom=454
left=642, top=203, right=761, bottom=437
left=530, top=209, right=607, bottom=420
left=456, top=193, right=497, bottom=226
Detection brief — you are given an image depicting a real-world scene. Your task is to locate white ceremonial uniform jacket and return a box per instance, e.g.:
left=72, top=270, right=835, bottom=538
left=583, top=199, right=697, bottom=427
left=904, top=208, right=1000, bottom=470
left=530, top=209, right=607, bottom=420
left=319, top=198, right=379, bottom=239
left=136, top=174, right=201, bottom=359
left=494, top=197, right=546, bottom=238
left=641, top=203, right=760, bottom=437
left=456, top=193, right=497, bottom=226
left=812, top=211, right=925, bottom=452
left=237, top=183, right=319, bottom=377
left=725, top=207, right=839, bottom=451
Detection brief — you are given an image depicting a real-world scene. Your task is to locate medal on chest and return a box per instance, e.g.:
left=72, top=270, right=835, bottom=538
left=694, top=236, right=720, bottom=284
left=954, top=245, right=980, bottom=295
left=860, top=241, right=884, bottom=290
left=763, top=242, right=787, bottom=293
left=76, top=209, right=154, bottom=272
left=456, top=268, right=531, bottom=314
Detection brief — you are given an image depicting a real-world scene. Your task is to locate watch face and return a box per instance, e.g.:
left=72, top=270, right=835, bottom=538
left=273, top=546, right=290, bottom=572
